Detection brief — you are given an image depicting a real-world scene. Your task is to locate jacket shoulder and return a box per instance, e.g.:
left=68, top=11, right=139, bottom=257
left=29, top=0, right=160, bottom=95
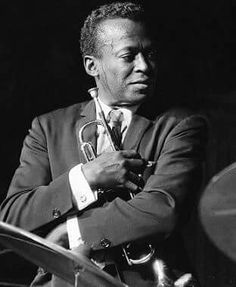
left=38, top=101, right=89, bottom=122
left=157, top=106, right=208, bottom=126
left=153, top=107, right=209, bottom=143
left=159, top=106, right=200, bottom=120
left=28, top=101, right=91, bottom=135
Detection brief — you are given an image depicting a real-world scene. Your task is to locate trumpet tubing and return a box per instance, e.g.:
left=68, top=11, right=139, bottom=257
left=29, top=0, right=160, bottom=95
left=77, top=87, right=156, bottom=266
left=77, top=88, right=187, bottom=287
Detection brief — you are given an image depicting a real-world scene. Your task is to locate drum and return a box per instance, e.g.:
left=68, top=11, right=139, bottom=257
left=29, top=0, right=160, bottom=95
left=199, top=162, right=236, bottom=262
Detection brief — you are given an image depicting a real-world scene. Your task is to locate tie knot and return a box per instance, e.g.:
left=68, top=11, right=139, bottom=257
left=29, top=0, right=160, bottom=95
left=107, top=109, right=124, bottom=148
left=107, top=109, right=124, bottom=125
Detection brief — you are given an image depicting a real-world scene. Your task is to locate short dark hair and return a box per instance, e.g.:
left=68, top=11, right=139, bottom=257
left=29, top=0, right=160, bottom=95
left=80, top=1, right=146, bottom=58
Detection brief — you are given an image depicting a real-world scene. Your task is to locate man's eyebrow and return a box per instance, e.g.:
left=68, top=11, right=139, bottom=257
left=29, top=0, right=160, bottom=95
left=116, top=45, right=156, bottom=54
left=115, top=46, right=140, bottom=54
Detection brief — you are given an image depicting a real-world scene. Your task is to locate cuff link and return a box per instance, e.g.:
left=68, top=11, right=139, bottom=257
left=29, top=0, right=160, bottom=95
left=100, top=238, right=111, bottom=248
left=52, top=208, right=61, bottom=218
left=79, top=194, right=87, bottom=203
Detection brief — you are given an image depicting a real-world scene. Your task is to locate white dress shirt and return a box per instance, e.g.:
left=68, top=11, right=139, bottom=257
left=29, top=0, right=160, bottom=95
left=67, top=98, right=138, bottom=248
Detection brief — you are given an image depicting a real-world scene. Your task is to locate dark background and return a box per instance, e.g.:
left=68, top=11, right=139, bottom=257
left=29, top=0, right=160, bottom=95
left=0, top=0, right=236, bottom=286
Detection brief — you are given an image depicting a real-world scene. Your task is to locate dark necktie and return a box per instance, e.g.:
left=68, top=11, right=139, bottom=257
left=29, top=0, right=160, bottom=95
left=107, top=109, right=124, bottom=148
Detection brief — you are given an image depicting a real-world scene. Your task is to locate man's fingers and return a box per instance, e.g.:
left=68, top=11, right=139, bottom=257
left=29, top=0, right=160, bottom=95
left=46, top=223, right=69, bottom=248
left=83, top=150, right=146, bottom=191
left=71, top=244, right=91, bottom=258
left=120, top=150, right=141, bottom=159
left=174, top=273, right=194, bottom=287
left=126, top=158, right=146, bottom=171
left=124, top=180, right=140, bottom=193
left=128, top=171, right=144, bottom=188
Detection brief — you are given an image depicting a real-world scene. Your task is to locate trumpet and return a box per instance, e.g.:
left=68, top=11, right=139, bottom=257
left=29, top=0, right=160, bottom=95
left=79, top=87, right=156, bottom=169
left=79, top=88, right=148, bottom=196
left=78, top=87, right=155, bottom=265
left=78, top=88, right=195, bottom=287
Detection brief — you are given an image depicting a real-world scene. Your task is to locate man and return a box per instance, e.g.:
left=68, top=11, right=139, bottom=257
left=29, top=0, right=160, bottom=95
left=0, top=2, right=207, bottom=286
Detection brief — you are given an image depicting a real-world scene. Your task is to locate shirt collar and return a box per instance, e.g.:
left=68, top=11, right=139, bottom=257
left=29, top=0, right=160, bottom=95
left=95, top=97, right=139, bottom=126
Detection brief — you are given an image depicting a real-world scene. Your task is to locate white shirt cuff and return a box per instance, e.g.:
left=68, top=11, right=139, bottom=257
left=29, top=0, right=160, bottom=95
left=69, top=164, right=98, bottom=210
left=66, top=216, right=84, bottom=249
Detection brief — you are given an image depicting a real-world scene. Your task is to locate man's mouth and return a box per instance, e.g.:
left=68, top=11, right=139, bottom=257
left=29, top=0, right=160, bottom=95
left=130, top=78, right=151, bottom=86
left=130, top=80, right=151, bottom=89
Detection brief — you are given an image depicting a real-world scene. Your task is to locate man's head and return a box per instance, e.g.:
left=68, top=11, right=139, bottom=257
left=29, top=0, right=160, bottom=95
left=80, top=2, right=158, bottom=107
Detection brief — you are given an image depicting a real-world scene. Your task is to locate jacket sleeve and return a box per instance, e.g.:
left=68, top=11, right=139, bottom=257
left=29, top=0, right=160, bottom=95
left=0, top=117, right=74, bottom=234
left=76, top=114, right=208, bottom=250
left=0, top=113, right=208, bottom=249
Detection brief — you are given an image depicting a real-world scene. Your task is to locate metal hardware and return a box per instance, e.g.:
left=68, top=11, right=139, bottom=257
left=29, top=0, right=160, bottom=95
left=76, top=87, right=195, bottom=286
left=77, top=87, right=155, bottom=266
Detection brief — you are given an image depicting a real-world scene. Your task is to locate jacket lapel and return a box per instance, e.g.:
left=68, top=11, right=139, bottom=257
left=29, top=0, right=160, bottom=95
left=75, top=100, right=153, bottom=162
left=75, top=100, right=97, bottom=164
left=123, top=113, right=153, bottom=150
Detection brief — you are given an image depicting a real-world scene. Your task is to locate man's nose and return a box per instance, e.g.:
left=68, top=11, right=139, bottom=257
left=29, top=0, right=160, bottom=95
left=134, top=53, right=149, bottom=72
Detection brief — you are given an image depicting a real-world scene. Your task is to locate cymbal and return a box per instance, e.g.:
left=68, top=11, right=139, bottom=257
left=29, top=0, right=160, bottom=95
left=0, top=222, right=125, bottom=287
left=199, top=162, right=236, bottom=262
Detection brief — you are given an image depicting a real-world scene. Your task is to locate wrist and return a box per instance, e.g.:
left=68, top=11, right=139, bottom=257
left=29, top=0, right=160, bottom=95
left=71, top=243, right=92, bottom=258
left=81, top=163, right=98, bottom=190
left=69, top=164, right=98, bottom=210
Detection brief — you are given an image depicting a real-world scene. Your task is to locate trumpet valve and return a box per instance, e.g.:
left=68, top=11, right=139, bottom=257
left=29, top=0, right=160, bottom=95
left=88, top=87, right=99, bottom=99
left=81, top=142, right=97, bottom=162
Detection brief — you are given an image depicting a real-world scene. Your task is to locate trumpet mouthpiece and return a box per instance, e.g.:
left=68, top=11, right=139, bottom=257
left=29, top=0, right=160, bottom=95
left=88, top=87, right=98, bottom=99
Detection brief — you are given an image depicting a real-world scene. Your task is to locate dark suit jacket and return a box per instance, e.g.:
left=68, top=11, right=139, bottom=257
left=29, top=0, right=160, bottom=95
left=0, top=100, right=208, bottom=285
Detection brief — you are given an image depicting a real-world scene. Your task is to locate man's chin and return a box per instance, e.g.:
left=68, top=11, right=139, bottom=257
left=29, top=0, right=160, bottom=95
left=129, top=91, right=149, bottom=105
left=110, top=91, right=150, bottom=107
left=131, top=85, right=153, bottom=97
left=114, top=97, right=146, bottom=107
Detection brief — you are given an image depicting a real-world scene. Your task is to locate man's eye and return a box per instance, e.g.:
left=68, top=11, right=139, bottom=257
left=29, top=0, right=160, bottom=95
left=146, top=50, right=158, bottom=61
left=121, top=54, right=135, bottom=62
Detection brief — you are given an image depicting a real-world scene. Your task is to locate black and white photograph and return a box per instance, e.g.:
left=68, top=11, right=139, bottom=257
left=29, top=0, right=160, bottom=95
left=0, top=1, right=235, bottom=286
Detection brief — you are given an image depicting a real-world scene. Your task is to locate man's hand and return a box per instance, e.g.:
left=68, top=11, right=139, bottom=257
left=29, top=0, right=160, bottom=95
left=46, top=222, right=69, bottom=249
left=81, top=150, right=145, bottom=192
left=46, top=222, right=92, bottom=258
left=71, top=244, right=91, bottom=258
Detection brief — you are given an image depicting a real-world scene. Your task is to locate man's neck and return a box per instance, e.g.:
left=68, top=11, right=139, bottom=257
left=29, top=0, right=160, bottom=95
left=97, top=96, right=139, bottom=114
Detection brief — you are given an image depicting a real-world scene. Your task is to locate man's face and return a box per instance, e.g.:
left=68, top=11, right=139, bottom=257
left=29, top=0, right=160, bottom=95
left=94, top=18, right=158, bottom=107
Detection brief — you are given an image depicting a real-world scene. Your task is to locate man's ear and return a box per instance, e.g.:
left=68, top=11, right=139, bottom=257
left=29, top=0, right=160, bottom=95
left=83, top=55, right=99, bottom=77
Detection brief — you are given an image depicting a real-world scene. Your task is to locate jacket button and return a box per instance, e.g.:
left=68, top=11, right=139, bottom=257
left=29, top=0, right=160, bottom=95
left=100, top=238, right=111, bottom=248
left=52, top=208, right=61, bottom=218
